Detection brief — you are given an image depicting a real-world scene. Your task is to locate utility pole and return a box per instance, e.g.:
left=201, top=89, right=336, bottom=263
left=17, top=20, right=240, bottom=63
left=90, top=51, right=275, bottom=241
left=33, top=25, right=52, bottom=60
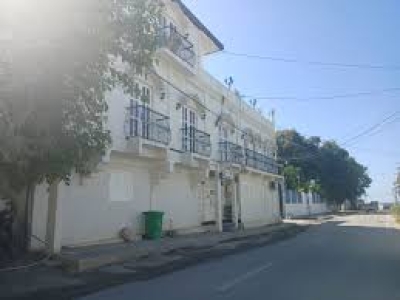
left=395, top=167, right=400, bottom=204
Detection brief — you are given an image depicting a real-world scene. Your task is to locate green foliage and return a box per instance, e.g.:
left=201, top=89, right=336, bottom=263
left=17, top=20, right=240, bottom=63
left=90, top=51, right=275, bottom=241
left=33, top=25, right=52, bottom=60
left=283, top=165, right=300, bottom=190
left=277, top=130, right=372, bottom=205
left=391, top=204, right=400, bottom=223
left=0, top=0, right=161, bottom=198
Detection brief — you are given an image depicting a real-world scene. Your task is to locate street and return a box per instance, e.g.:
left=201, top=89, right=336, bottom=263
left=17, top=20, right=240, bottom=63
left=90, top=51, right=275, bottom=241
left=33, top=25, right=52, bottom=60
left=80, top=214, right=400, bottom=300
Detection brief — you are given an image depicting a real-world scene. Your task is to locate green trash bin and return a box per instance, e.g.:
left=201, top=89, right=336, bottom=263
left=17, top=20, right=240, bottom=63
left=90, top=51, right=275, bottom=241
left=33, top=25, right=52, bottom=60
left=143, top=211, right=164, bottom=240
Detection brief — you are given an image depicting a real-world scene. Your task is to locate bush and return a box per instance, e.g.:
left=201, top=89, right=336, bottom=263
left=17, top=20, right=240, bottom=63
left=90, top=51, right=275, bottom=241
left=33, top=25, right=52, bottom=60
left=391, top=204, right=400, bottom=223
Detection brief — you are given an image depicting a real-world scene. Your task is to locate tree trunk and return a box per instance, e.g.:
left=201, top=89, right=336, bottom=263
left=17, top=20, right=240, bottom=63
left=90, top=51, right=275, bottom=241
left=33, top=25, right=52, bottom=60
left=46, top=180, right=62, bottom=254
left=11, top=188, right=28, bottom=254
left=24, top=183, right=35, bottom=251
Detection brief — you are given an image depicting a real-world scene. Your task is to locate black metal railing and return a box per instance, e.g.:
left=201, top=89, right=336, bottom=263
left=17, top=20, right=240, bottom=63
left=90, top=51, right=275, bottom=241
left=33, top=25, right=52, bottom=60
left=158, top=26, right=196, bottom=67
left=219, top=141, right=244, bottom=165
left=127, top=103, right=170, bottom=145
left=245, top=148, right=279, bottom=174
left=181, top=126, right=211, bottom=157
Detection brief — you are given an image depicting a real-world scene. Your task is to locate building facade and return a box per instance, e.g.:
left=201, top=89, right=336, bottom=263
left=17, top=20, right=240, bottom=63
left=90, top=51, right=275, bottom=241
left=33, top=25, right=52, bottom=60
left=31, top=0, right=283, bottom=251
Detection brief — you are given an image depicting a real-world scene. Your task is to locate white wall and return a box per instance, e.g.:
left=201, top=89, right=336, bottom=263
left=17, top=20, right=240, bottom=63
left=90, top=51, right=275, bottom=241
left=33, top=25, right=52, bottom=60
left=152, top=169, right=201, bottom=231
left=31, top=159, right=210, bottom=248
left=240, top=174, right=280, bottom=228
left=284, top=191, right=329, bottom=218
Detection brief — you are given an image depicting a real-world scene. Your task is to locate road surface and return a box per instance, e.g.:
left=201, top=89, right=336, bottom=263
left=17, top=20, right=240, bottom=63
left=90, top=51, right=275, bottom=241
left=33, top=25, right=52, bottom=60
left=80, top=214, right=400, bottom=300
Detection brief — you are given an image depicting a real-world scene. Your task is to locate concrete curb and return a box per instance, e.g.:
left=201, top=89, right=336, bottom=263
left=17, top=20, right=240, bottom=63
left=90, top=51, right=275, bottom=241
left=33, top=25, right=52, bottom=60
left=61, top=223, right=300, bottom=272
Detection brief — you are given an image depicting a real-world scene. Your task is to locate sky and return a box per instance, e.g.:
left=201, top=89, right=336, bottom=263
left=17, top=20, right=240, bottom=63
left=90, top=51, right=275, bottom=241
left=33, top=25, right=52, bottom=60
left=184, top=0, right=400, bottom=202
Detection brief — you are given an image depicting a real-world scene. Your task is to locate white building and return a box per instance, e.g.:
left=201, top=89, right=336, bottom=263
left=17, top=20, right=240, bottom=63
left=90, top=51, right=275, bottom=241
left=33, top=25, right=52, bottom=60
left=284, top=190, right=329, bottom=218
left=31, top=0, right=284, bottom=252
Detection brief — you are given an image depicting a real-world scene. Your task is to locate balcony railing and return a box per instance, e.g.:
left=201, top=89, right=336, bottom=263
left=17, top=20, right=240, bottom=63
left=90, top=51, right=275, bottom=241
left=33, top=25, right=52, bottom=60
left=219, top=141, right=244, bottom=165
left=181, top=126, right=211, bottom=157
left=245, top=148, right=279, bottom=175
left=127, top=103, right=170, bottom=145
left=158, top=26, right=196, bottom=67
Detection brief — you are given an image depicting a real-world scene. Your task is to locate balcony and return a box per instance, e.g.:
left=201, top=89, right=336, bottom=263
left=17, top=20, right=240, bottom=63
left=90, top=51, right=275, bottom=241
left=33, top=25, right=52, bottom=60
left=245, top=148, right=279, bottom=175
left=219, top=141, right=244, bottom=165
left=158, top=26, right=196, bottom=68
left=126, top=103, right=171, bottom=146
left=181, top=126, right=211, bottom=157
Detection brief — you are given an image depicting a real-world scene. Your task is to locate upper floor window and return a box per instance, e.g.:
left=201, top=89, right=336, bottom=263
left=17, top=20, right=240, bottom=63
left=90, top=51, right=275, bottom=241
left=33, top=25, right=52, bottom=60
left=158, top=16, right=196, bottom=68
left=219, top=125, right=229, bottom=142
left=182, top=106, right=197, bottom=152
left=134, top=82, right=151, bottom=104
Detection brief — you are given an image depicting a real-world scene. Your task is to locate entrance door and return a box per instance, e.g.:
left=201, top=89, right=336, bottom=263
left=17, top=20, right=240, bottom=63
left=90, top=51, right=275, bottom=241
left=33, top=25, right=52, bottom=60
left=201, top=180, right=216, bottom=224
left=223, top=183, right=233, bottom=223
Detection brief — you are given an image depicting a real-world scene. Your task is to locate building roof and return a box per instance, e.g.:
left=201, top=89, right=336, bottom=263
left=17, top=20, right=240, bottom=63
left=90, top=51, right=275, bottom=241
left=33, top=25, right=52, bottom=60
left=173, top=0, right=224, bottom=52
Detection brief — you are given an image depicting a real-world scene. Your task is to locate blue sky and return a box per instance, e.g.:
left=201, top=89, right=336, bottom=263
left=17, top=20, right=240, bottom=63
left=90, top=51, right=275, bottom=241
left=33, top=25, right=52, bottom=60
left=184, top=0, right=400, bottom=202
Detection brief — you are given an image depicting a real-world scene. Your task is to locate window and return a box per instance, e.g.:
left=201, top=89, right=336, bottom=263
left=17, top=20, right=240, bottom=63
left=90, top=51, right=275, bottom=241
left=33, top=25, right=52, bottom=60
left=219, top=125, right=229, bottom=142
left=134, top=82, right=151, bottom=103
left=182, top=106, right=197, bottom=152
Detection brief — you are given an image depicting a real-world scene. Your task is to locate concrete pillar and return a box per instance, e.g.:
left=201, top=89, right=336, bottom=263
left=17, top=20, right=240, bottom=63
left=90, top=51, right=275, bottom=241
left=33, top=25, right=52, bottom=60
left=46, top=181, right=62, bottom=254
left=236, top=175, right=242, bottom=228
left=216, top=169, right=223, bottom=232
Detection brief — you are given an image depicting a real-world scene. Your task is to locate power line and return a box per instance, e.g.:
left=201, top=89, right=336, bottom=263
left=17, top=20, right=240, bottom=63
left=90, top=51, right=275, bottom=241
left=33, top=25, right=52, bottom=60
left=241, top=87, right=400, bottom=102
left=152, top=70, right=262, bottom=143
left=151, top=70, right=313, bottom=160
left=341, top=111, right=400, bottom=147
left=221, top=50, right=400, bottom=72
left=345, top=146, right=400, bottom=157
left=151, top=70, right=399, bottom=165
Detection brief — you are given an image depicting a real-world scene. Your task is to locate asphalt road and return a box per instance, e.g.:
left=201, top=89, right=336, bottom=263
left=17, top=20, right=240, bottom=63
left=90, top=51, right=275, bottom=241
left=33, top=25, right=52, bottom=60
left=80, top=214, right=400, bottom=300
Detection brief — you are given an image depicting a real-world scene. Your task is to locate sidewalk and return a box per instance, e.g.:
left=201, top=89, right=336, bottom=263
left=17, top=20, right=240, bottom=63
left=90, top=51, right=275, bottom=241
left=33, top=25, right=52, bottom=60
left=0, top=222, right=307, bottom=299
left=61, top=222, right=298, bottom=272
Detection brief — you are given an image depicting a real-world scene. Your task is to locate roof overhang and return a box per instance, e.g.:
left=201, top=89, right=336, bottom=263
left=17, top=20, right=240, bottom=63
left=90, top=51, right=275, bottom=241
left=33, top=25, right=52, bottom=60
left=172, top=0, right=224, bottom=52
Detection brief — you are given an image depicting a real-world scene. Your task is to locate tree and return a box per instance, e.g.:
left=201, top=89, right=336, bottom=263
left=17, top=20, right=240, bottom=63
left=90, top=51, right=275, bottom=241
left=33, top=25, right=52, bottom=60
left=282, top=165, right=300, bottom=190
left=0, top=0, right=161, bottom=251
left=277, top=130, right=372, bottom=206
left=318, top=141, right=371, bottom=205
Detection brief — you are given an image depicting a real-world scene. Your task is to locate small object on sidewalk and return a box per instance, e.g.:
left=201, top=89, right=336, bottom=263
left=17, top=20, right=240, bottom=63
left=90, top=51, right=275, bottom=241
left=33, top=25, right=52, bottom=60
left=120, top=227, right=135, bottom=243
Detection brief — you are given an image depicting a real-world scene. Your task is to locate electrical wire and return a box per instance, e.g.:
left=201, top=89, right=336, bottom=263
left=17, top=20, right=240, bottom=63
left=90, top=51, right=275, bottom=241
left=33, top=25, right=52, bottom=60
left=151, top=70, right=399, bottom=165
left=241, top=87, right=400, bottom=102
left=341, top=111, right=400, bottom=147
left=152, top=70, right=253, bottom=136
left=221, top=50, right=400, bottom=72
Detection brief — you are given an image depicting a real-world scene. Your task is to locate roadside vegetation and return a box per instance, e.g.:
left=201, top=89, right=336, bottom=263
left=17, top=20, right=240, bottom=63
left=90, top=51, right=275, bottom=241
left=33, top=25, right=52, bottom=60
left=391, top=205, right=400, bottom=223
left=277, top=130, right=372, bottom=208
left=0, top=0, right=160, bottom=251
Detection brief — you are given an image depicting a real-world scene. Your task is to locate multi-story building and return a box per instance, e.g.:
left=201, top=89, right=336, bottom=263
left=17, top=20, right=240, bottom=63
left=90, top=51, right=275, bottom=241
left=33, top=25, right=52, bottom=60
left=31, top=0, right=283, bottom=252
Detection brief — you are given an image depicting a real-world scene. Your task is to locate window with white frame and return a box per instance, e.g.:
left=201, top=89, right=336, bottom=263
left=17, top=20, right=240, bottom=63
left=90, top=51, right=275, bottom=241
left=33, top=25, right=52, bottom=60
left=134, top=82, right=151, bottom=104
left=219, top=124, right=229, bottom=143
left=182, top=106, right=197, bottom=152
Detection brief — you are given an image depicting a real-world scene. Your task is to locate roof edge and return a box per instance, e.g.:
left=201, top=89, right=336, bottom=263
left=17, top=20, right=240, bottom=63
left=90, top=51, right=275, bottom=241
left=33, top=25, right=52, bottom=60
left=173, top=0, right=224, bottom=51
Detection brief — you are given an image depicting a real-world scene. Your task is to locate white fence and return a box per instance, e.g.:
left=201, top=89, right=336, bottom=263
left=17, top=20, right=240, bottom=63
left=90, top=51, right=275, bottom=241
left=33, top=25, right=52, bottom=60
left=284, top=190, right=329, bottom=218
